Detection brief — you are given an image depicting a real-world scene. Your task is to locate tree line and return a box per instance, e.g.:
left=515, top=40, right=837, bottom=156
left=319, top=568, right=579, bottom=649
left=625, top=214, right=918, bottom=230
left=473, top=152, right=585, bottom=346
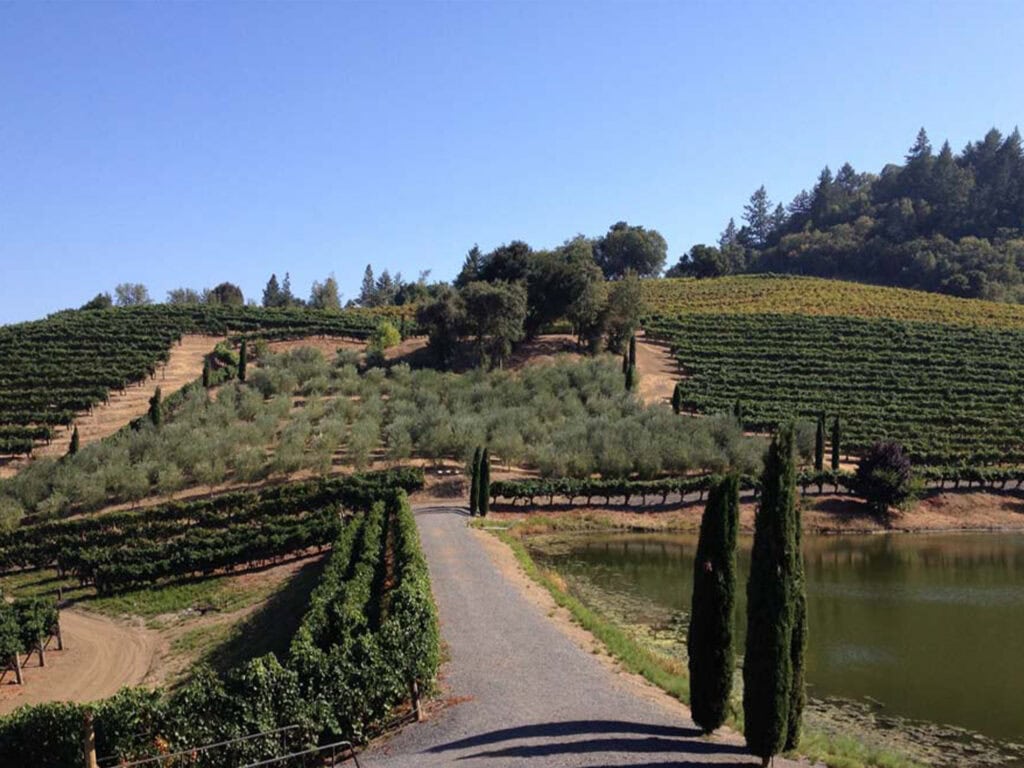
left=670, top=127, right=1024, bottom=302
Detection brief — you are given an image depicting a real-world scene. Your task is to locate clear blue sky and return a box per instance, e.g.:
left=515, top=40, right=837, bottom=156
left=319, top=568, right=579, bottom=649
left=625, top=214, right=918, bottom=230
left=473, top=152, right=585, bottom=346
left=3, top=1, right=1023, bottom=324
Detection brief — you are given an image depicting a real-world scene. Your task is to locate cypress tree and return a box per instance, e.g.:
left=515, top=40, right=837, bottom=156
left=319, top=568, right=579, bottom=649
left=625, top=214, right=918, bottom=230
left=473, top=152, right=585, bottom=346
left=239, top=340, right=248, bottom=383
left=628, top=334, right=637, bottom=368
left=831, top=416, right=841, bottom=471
left=622, top=351, right=629, bottom=374
left=814, top=414, right=825, bottom=472
left=148, top=387, right=162, bottom=428
left=469, top=446, right=482, bottom=516
left=743, top=425, right=798, bottom=765
left=478, top=448, right=491, bottom=517
left=202, top=358, right=211, bottom=389
left=687, top=473, right=740, bottom=734
left=672, top=382, right=683, bottom=415
left=787, top=492, right=808, bottom=751
left=733, top=399, right=743, bottom=425
left=67, top=426, right=79, bottom=457
left=625, top=363, right=636, bottom=391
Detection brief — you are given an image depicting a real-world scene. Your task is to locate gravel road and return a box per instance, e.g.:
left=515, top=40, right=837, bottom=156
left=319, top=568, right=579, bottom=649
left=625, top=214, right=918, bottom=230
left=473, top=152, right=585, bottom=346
left=364, top=506, right=806, bottom=767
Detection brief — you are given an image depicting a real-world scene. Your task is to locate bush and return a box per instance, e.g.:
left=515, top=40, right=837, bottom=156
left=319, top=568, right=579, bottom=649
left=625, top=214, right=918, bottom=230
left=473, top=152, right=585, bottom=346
left=853, top=441, right=917, bottom=515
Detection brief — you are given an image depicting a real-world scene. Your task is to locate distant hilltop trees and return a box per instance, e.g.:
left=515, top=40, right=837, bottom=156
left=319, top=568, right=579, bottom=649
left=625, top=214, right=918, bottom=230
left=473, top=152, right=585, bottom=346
left=668, top=126, right=1024, bottom=303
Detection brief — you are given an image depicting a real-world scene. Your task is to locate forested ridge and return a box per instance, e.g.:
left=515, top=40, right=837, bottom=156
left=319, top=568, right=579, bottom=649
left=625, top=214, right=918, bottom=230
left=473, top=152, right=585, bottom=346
left=671, top=127, right=1024, bottom=302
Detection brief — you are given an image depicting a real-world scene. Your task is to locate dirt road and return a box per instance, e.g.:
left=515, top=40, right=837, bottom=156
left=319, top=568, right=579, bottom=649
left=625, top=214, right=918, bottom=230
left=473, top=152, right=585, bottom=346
left=0, top=608, right=162, bottom=714
left=364, top=506, right=808, bottom=767
left=635, top=334, right=683, bottom=407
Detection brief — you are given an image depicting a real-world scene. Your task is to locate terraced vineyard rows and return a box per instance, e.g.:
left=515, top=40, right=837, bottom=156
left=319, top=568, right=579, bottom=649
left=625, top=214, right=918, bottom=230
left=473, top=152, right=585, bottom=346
left=645, top=312, right=1024, bottom=466
left=0, top=304, right=393, bottom=455
left=642, top=274, right=1024, bottom=328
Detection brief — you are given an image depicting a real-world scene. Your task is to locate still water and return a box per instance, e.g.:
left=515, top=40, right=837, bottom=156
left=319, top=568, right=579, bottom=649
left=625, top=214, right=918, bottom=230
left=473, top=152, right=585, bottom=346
left=529, top=531, right=1024, bottom=746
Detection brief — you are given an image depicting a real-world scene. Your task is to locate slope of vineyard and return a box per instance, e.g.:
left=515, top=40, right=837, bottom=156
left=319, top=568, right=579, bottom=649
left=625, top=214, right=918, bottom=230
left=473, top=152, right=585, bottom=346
left=0, top=304, right=393, bottom=458
left=642, top=274, right=1024, bottom=328
left=643, top=276, right=1024, bottom=467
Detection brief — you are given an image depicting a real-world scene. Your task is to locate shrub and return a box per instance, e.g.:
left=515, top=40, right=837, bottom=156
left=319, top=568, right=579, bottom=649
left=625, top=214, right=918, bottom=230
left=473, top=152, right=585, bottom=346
left=853, top=441, right=916, bottom=515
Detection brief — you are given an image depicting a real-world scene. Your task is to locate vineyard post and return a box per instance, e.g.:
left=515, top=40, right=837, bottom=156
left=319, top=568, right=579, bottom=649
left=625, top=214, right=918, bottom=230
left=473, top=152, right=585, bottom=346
left=83, top=710, right=99, bottom=768
left=56, top=614, right=64, bottom=651
left=410, top=679, right=423, bottom=722
left=10, top=653, right=22, bottom=685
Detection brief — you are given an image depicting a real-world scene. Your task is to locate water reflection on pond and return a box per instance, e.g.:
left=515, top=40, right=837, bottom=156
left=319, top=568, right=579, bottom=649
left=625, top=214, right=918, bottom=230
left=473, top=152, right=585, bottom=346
left=528, top=531, right=1024, bottom=746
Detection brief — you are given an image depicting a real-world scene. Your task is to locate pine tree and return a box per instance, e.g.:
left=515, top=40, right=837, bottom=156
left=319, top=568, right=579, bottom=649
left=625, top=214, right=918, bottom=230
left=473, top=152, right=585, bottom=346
left=628, top=334, right=637, bottom=368
left=469, top=447, right=482, bottom=516
left=743, top=425, right=798, bottom=765
left=68, top=426, right=79, bottom=457
left=814, top=414, right=825, bottom=472
left=831, top=417, right=841, bottom=471
left=672, top=383, right=683, bottom=415
left=625, top=363, right=636, bottom=391
left=262, top=273, right=282, bottom=308
left=148, top=387, right=162, bottom=428
left=359, top=265, right=376, bottom=307
left=239, top=340, right=248, bottom=383
left=478, top=448, right=491, bottom=517
left=281, top=272, right=295, bottom=306
left=743, top=186, right=773, bottom=247
left=202, top=359, right=211, bottom=389
left=687, top=473, right=740, bottom=734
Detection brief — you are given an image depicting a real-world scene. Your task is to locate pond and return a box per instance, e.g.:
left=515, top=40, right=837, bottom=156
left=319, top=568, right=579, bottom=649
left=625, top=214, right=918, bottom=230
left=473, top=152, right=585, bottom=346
left=528, top=531, right=1024, bottom=765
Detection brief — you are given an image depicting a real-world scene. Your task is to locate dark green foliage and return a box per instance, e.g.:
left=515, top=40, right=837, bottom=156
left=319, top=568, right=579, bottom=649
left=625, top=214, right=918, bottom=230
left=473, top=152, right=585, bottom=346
left=594, top=221, right=668, bottom=278
left=733, top=399, right=743, bottom=425
left=814, top=414, right=825, bottom=471
left=853, top=440, right=915, bottom=514
left=67, top=426, right=79, bottom=457
left=726, top=127, right=1024, bottom=301
left=628, top=334, right=637, bottom=367
left=787, top=501, right=808, bottom=751
left=743, top=426, right=799, bottom=762
left=625, top=363, right=636, bottom=391
left=478, top=448, right=491, bottom=517
left=622, top=351, right=629, bottom=374
left=148, top=387, right=162, bottom=428
left=0, top=603, right=20, bottom=664
left=202, top=358, right=211, bottom=388
left=13, top=598, right=58, bottom=653
left=672, top=383, right=682, bottom=415
left=831, top=416, right=841, bottom=471
left=238, top=339, right=248, bottom=383
left=687, top=474, right=739, bottom=734
left=469, top=447, right=482, bottom=516
left=80, top=292, right=113, bottom=311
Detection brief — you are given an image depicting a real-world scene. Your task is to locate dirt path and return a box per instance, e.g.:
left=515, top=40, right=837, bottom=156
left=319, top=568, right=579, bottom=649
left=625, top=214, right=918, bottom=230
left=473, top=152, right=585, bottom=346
left=635, top=333, right=683, bottom=407
left=364, top=506, right=809, bottom=768
left=0, top=608, right=163, bottom=714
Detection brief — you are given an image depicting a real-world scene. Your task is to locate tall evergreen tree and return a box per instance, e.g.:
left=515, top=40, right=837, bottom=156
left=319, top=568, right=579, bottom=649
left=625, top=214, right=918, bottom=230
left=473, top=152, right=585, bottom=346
left=672, top=383, right=683, bottom=415
left=148, top=388, right=162, bottom=428
left=622, top=351, right=629, bottom=374
left=359, top=265, right=377, bottom=307
left=733, top=399, right=744, bottom=425
left=281, top=272, right=296, bottom=306
left=478, top=448, right=491, bottom=517
left=743, top=186, right=773, bottom=247
left=628, top=334, right=637, bottom=368
left=688, top=473, right=740, bottom=734
left=787, top=489, right=808, bottom=751
left=262, top=273, right=282, bottom=308
left=743, top=426, right=798, bottom=765
left=814, top=414, right=825, bottom=472
left=469, top=447, right=482, bottom=516
left=67, top=426, right=79, bottom=457
left=830, top=417, right=841, bottom=471
left=239, top=340, right=248, bottom=383
left=202, top=359, right=211, bottom=389
left=625, top=363, right=636, bottom=391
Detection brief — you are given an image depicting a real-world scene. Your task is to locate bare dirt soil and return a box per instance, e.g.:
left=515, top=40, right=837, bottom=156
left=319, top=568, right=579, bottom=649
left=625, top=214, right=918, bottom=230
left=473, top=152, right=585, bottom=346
left=633, top=334, right=683, bottom=407
left=488, top=489, right=1024, bottom=535
left=0, top=608, right=163, bottom=714
left=0, top=335, right=224, bottom=478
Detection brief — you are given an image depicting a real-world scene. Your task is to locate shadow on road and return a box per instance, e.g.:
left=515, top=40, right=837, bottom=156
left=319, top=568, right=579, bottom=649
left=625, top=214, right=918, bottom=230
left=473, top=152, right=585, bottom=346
left=427, top=720, right=701, bottom=753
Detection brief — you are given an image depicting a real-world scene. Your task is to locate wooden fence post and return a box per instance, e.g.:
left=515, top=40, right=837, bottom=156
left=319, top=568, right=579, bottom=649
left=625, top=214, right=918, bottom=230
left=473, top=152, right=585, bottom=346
left=11, top=654, right=22, bottom=685
left=56, top=617, right=65, bottom=651
left=410, top=679, right=423, bottom=722
left=83, top=711, right=99, bottom=768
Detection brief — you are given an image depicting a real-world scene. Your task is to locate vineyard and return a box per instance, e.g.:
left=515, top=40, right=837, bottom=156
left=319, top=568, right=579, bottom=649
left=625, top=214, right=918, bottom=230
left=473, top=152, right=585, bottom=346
left=0, top=468, right=423, bottom=594
left=641, top=274, right=1024, bottom=328
left=0, top=304, right=394, bottom=456
left=0, top=473, right=437, bottom=768
left=645, top=311, right=1024, bottom=466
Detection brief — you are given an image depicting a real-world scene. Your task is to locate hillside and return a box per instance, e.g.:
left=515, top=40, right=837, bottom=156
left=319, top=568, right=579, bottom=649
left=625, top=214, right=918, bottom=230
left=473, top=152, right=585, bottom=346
left=642, top=275, right=1024, bottom=466
left=0, top=304, right=394, bottom=459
